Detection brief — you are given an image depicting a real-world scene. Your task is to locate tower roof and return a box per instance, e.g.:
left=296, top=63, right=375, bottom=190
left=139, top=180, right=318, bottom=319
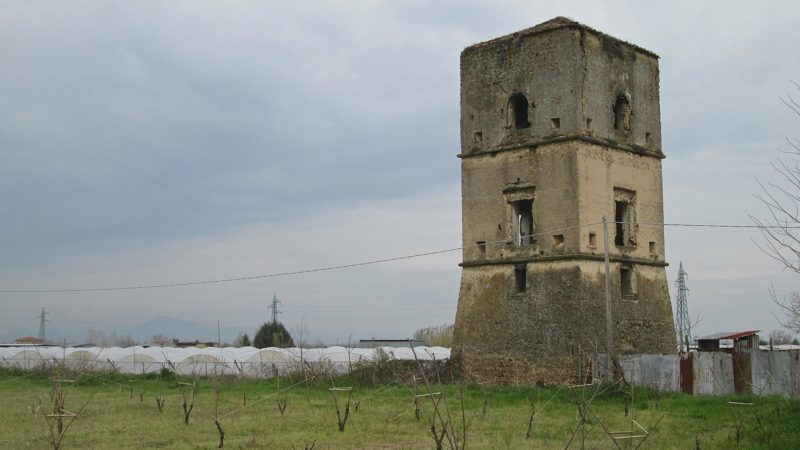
left=466, top=16, right=659, bottom=59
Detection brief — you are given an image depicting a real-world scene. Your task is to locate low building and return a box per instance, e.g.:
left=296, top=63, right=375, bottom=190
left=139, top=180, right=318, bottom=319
left=173, top=339, right=218, bottom=348
left=696, top=330, right=760, bottom=353
left=14, top=336, right=44, bottom=345
left=358, top=339, right=426, bottom=348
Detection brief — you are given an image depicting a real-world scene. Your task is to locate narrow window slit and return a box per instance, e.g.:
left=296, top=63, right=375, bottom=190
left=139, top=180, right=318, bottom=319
left=613, top=94, right=631, bottom=132
left=614, top=201, right=629, bottom=246
left=512, top=199, right=534, bottom=246
left=620, top=266, right=635, bottom=296
left=514, top=266, right=527, bottom=293
left=508, top=93, right=531, bottom=129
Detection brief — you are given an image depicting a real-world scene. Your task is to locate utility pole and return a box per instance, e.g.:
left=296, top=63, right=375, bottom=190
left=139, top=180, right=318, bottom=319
left=675, top=262, right=692, bottom=353
left=38, top=307, right=48, bottom=342
left=602, top=217, right=615, bottom=378
left=268, top=293, right=282, bottom=324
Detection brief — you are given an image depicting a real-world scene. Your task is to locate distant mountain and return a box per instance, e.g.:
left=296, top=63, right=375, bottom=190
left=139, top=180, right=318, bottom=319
left=0, top=316, right=217, bottom=346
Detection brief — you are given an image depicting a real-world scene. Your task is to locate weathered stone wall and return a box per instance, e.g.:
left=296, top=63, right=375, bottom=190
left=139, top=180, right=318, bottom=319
left=576, top=144, right=666, bottom=260
left=460, top=19, right=662, bottom=157
left=460, top=141, right=666, bottom=262
left=460, top=143, right=579, bottom=261
left=453, top=18, right=676, bottom=383
left=453, top=261, right=675, bottom=363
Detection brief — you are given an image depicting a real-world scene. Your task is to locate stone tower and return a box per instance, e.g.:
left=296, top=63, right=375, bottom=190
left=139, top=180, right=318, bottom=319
left=452, top=17, right=676, bottom=383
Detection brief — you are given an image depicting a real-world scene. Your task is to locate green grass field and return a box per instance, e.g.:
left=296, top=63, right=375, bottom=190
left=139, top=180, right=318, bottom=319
left=1, top=368, right=798, bottom=449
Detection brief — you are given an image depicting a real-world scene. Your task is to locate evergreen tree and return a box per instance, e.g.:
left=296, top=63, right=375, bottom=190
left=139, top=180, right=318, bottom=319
left=235, top=332, right=252, bottom=347
left=253, top=322, right=294, bottom=348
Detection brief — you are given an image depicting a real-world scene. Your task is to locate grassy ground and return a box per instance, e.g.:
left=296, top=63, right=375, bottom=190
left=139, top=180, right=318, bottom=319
left=1, top=368, right=798, bottom=449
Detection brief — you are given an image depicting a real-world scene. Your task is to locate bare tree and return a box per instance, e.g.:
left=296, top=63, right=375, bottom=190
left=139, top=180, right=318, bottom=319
left=86, top=329, right=135, bottom=347
left=769, top=329, right=793, bottom=345
left=752, top=80, right=800, bottom=332
left=413, top=324, right=454, bottom=347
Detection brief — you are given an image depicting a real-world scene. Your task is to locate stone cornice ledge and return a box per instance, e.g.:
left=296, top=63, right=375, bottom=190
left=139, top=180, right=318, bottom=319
left=460, top=253, right=668, bottom=268
left=457, top=134, right=665, bottom=160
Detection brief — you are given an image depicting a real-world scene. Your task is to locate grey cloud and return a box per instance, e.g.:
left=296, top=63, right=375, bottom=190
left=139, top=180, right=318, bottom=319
left=1, top=1, right=800, bottom=342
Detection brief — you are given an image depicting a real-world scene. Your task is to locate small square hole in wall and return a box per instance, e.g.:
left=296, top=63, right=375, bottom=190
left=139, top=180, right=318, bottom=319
left=550, top=118, right=561, bottom=130
left=649, top=241, right=656, bottom=255
left=552, top=234, right=564, bottom=249
left=589, top=232, right=597, bottom=248
left=473, top=131, right=483, bottom=145
left=586, top=118, right=593, bottom=130
left=477, top=240, right=487, bottom=257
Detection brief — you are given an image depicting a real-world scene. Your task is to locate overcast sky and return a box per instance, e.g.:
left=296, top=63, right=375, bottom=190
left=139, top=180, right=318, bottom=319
left=1, top=1, right=799, bottom=345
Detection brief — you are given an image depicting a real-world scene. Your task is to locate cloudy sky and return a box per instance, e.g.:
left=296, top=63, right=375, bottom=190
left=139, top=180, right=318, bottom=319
left=1, top=1, right=799, bottom=345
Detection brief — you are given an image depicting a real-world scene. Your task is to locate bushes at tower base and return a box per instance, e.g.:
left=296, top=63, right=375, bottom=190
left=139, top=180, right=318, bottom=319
left=253, top=322, right=294, bottom=348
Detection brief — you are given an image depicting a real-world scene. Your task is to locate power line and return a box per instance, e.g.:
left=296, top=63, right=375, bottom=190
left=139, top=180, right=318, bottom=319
left=0, top=221, right=788, bottom=294
left=0, top=247, right=462, bottom=294
left=642, top=222, right=800, bottom=229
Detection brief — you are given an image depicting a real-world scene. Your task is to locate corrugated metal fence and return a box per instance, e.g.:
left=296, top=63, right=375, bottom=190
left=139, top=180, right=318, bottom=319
left=594, top=350, right=800, bottom=398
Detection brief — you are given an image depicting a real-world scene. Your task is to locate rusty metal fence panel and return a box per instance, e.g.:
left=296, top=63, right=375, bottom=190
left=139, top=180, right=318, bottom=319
left=749, top=349, right=800, bottom=398
left=693, top=352, right=734, bottom=396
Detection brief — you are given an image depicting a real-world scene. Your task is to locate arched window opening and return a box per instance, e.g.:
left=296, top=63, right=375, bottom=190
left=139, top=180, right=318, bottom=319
left=509, top=93, right=531, bottom=130
left=613, top=94, right=631, bottom=132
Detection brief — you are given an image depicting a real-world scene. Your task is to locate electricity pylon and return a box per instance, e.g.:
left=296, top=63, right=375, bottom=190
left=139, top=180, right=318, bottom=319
left=38, top=307, right=48, bottom=342
left=675, top=262, right=692, bottom=353
left=268, top=293, right=282, bottom=324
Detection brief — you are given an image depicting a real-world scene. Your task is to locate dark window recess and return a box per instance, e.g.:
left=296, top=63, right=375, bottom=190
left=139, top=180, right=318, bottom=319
left=550, top=118, right=560, bottom=130
left=614, top=200, right=631, bottom=246
left=512, top=199, right=534, bottom=245
left=613, top=94, right=631, bottom=132
left=477, top=240, right=487, bottom=257
left=589, top=232, right=597, bottom=247
left=620, top=266, right=634, bottom=296
left=509, top=93, right=531, bottom=130
left=514, top=266, right=527, bottom=293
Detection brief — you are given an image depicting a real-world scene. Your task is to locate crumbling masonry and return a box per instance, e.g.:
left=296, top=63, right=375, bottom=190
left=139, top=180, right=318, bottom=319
left=452, top=17, right=677, bottom=383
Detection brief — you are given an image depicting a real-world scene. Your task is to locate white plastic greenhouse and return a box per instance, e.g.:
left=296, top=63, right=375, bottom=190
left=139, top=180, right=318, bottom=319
left=0, top=345, right=450, bottom=378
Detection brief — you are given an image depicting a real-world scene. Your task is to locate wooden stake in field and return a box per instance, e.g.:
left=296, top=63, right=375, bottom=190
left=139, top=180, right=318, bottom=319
left=179, top=380, right=197, bottom=426
left=213, top=418, right=225, bottom=448
left=154, top=394, right=166, bottom=412
left=39, top=378, right=94, bottom=450
left=328, top=387, right=353, bottom=432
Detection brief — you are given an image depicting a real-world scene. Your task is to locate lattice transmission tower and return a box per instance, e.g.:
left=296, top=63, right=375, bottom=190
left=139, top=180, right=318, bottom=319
left=38, top=307, right=48, bottom=342
left=268, top=293, right=282, bottom=324
left=675, top=262, right=692, bottom=352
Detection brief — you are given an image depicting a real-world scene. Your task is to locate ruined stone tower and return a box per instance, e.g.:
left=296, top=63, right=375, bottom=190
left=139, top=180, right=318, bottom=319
left=452, top=18, right=676, bottom=382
